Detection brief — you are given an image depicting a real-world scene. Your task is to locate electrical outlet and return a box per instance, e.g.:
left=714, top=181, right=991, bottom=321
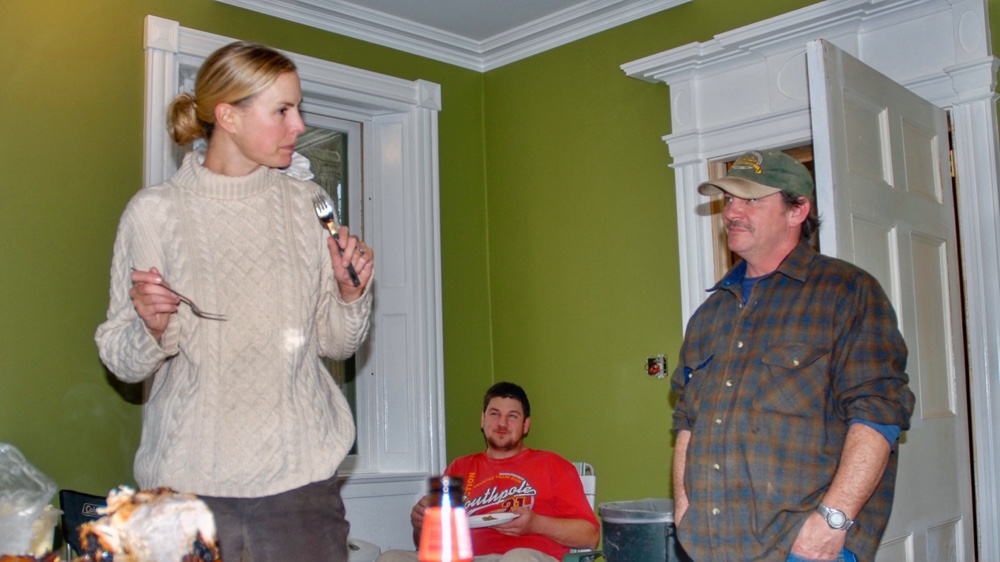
left=646, top=355, right=667, bottom=378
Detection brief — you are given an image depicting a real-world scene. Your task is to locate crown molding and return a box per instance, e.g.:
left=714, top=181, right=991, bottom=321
left=622, top=0, right=951, bottom=84
left=215, top=0, right=690, bottom=71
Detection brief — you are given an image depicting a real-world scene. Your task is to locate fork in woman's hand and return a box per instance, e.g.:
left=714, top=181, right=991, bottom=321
left=311, top=193, right=362, bottom=287
left=129, top=267, right=227, bottom=321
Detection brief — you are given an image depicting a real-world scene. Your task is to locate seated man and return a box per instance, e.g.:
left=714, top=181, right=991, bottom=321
left=377, top=382, right=599, bottom=562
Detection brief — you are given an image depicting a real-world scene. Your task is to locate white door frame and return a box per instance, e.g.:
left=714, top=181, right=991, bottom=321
left=622, top=0, right=1000, bottom=556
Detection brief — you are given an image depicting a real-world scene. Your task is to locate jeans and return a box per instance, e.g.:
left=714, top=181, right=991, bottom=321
left=376, top=548, right=558, bottom=562
left=200, top=474, right=349, bottom=562
left=786, top=549, right=858, bottom=562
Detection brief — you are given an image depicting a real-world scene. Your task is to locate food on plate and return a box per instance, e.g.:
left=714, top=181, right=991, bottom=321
left=467, top=512, right=520, bottom=529
left=77, top=487, right=220, bottom=562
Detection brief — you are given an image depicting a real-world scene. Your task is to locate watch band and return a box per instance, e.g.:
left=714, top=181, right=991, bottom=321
left=817, top=503, right=854, bottom=530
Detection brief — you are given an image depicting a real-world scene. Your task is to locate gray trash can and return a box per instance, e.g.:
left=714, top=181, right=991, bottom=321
left=598, top=498, right=689, bottom=562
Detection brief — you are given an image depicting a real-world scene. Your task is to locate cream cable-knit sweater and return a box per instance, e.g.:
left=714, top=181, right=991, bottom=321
left=95, top=152, right=372, bottom=498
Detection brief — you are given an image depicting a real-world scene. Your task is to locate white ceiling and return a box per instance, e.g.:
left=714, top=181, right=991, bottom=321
left=216, top=0, right=692, bottom=71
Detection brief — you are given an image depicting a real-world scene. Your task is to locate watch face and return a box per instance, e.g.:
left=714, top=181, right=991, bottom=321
left=829, top=511, right=847, bottom=527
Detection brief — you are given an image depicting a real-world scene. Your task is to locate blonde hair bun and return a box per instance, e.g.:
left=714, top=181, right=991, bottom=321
left=165, top=41, right=297, bottom=147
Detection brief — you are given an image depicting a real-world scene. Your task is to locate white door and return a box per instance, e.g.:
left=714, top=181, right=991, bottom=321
left=806, top=39, right=975, bottom=561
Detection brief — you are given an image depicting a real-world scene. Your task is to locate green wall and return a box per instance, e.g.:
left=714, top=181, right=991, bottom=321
left=1, top=0, right=996, bottom=522
left=475, top=0, right=823, bottom=502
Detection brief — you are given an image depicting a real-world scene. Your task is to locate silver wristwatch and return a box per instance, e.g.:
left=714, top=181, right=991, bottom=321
left=817, top=503, right=854, bottom=530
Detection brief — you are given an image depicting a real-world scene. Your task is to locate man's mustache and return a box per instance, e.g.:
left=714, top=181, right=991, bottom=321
left=725, top=220, right=753, bottom=232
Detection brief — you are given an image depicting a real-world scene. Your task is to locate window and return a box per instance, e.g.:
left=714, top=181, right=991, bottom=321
left=143, top=15, right=446, bottom=546
left=296, top=118, right=362, bottom=451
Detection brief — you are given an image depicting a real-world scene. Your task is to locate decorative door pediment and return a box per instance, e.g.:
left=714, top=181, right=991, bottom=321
left=620, top=0, right=996, bottom=320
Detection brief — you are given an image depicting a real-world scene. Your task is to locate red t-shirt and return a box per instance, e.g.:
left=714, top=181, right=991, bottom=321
left=445, top=449, right=599, bottom=559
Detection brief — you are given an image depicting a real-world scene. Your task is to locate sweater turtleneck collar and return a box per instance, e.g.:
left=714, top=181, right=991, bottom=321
left=172, top=151, right=277, bottom=200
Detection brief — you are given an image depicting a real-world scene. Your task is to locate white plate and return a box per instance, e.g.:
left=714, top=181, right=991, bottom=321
left=468, top=512, right=520, bottom=529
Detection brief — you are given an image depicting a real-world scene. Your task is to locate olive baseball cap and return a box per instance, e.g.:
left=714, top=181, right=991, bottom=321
left=698, top=150, right=814, bottom=199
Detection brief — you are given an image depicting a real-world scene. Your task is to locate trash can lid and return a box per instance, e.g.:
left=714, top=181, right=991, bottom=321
left=598, top=498, right=674, bottom=524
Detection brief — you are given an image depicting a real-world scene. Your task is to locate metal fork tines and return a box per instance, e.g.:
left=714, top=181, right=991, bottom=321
left=162, top=284, right=227, bottom=320
left=311, top=193, right=361, bottom=287
left=130, top=268, right=227, bottom=321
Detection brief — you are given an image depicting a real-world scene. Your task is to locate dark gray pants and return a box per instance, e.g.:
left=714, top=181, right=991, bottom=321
left=201, top=474, right=349, bottom=562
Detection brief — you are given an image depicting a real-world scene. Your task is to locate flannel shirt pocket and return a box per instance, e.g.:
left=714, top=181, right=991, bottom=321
left=756, top=343, right=830, bottom=416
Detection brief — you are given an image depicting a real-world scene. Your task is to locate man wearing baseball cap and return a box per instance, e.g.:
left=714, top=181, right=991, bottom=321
left=670, top=150, right=914, bottom=561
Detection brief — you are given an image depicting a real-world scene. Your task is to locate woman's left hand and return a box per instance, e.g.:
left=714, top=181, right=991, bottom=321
left=327, top=225, right=373, bottom=302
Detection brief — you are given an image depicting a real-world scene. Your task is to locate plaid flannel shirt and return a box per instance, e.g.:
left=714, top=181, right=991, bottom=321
left=672, top=241, right=914, bottom=561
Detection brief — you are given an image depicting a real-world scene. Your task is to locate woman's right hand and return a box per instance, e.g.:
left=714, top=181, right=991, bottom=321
left=129, top=266, right=180, bottom=341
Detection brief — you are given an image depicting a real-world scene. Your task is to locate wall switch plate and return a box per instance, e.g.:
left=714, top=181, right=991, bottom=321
left=647, top=355, right=667, bottom=378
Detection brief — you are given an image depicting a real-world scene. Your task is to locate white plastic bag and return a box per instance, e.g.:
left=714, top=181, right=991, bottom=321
left=0, top=443, right=56, bottom=555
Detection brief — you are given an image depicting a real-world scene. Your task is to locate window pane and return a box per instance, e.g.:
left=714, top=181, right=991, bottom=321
left=296, top=126, right=357, bottom=450
left=297, top=127, right=349, bottom=226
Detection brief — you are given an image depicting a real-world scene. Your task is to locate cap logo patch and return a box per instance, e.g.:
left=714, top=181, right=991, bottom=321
left=732, top=151, right=764, bottom=175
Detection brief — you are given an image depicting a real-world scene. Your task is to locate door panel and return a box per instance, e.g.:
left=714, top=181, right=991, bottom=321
left=911, top=233, right=955, bottom=417
left=807, top=39, right=974, bottom=561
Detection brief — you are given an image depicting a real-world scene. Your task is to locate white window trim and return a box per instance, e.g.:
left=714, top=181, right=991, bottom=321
left=143, top=15, right=445, bottom=548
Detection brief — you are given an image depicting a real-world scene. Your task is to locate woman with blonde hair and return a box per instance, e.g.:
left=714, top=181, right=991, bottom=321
left=96, top=41, right=373, bottom=561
